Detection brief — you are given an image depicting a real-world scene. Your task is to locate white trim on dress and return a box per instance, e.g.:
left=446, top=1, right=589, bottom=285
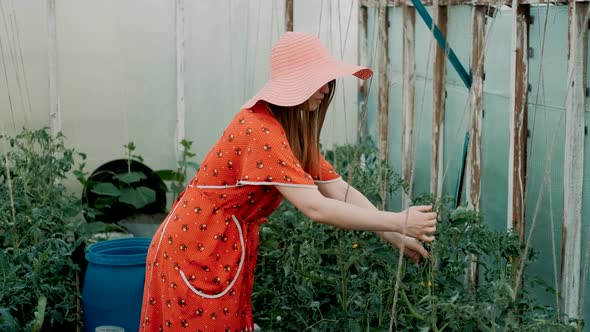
left=314, top=177, right=342, bottom=184
left=179, top=215, right=246, bottom=299
left=191, top=181, right=318, bottom=189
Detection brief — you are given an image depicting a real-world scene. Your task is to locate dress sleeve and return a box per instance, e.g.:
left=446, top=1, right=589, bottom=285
left=308, top=155, right=341, bottom=184
left=236, top=110, right=317, bottom=188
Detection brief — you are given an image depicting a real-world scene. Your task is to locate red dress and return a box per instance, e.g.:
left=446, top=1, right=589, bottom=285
left=139, top=102, right=340, bottom=332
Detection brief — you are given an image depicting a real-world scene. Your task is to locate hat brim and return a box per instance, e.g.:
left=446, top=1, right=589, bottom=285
left=241, top=59, right=373, bottom=110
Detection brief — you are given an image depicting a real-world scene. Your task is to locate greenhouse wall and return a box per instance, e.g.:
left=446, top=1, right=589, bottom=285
left=363, top=1, right=589, bottom=325
left=0, top=0, right=362, bottom=194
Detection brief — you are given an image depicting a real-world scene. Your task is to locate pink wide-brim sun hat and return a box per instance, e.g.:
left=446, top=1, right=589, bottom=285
left=241, top=32, right=373, bottom=110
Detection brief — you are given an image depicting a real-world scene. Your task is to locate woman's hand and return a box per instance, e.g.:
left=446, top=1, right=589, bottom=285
left=380, top=232, right=429, bottom=264
left=398, top=205, right=437, bottom=242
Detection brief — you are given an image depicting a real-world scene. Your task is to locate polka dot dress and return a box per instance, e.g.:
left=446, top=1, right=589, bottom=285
left=139, top=102, right=340, bottom=331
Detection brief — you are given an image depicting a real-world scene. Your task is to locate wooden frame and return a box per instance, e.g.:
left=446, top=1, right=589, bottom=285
left=361, top=0, right=585, bottom=7
left=358, top=0, right=588, bottom=322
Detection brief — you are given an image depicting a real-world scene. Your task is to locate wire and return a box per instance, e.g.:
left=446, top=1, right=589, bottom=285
left=0, top=4, right=16, bottom=131
left=8, top=0, right=32, bottom=124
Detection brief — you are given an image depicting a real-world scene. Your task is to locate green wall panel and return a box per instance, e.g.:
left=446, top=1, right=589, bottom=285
left=524, top=104, right=565, bottom=309
left=412, top=78, right=434, bottom=198
left=365, top=4, right=589, bottom=325
left=480, top=94, right=510, bottom=232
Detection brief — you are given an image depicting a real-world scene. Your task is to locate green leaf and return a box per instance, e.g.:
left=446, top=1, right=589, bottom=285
left=119, top=186, right=156, bottom=209
left=293, top=284, right=312, bottom=299
left=155, top=169, right=183, bottom=182
left=344, top=255, right=359, bottom=271
left=90, top=183, right=120, bottom=196
left=30, top=295, right=46, bottom=332
left=0, top=308, right=19, bottom=331
left=114, top=171, right=147, bottom=184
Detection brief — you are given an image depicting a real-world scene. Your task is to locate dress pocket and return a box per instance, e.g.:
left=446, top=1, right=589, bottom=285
left=179, top=215, right=245, bottom=299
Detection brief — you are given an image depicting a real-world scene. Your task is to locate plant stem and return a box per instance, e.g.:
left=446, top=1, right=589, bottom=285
left=339, top=253, right=348, bottom=312
left=401, top=289, right=425, bottom=321
left=76, top=271, right=81, bottom=332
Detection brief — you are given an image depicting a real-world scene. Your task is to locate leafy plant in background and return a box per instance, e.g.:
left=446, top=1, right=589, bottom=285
left=87, top=142, right=157, bottom=213
left=0, top=128, right=110, bottom=331
left=156, top=139, right=199, bottom=200
left=86, top=139, right=199, bottom=220
left=252, top=139, right=577, bottom=332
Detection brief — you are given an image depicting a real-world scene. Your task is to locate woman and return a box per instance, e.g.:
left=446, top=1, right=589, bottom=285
left=139, top=32, right=437, bottom=332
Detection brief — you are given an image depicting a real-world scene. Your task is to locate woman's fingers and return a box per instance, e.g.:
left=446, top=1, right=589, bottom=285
left=413, top=205, right=433, bottom=212
left=424, top=217, right=437, bottom=227
left=410, top=252, right=422, bottom=264
left=401, top=205, right=438, bottom=241
left=414, top=242, right=429, bottom=259
left=421, top=234, right=435, bottom=242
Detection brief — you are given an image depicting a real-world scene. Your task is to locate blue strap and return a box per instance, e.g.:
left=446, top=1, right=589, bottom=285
left=409, top=0, right=472, bottom=89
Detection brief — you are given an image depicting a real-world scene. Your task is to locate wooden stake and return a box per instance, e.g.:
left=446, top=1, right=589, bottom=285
left=358, top=4, right=369, bottom=140
left=431, top=2, right=447, bottom=198
left=467, top=6, right=485, bottom=212
left=507, top=4, right=530, bottom=319
left=401, top=5, right=415, bottom=208
left=507, top=4, right=529, bottom=244
left=285, top=0, right=294, bottom=32
left=466, top=5, right=486, bottom=289
left=377, top=0, right=390, bottom=207
left=561, top=1, right=588, bottom=323
left=377, top=0, right=389, bottom=162
left=175, top=0, right=186, bottom=163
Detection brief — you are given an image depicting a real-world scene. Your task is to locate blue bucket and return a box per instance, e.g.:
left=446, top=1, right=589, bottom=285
left=83, top=237, right=151, bottom=332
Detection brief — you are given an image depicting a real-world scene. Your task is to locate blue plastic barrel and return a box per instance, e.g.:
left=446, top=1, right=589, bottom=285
left=83, top=237, right=151, bottom=332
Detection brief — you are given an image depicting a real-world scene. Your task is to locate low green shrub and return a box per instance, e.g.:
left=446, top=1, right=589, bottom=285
left=0, top=128, right=109, bottom=331
left=252, top=140, right=575, bottom=332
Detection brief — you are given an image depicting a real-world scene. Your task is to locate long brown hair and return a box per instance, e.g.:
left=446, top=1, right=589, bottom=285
left=268, top=80, right=336, bottom=176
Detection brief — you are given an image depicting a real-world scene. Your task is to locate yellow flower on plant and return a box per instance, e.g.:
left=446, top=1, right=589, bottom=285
left=352, top=243, right=359, bottom=249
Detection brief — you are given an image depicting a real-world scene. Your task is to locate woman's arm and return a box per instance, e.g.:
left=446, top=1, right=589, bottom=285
left=275, top=184, right=437, bottom=243
left=317, top=179, right=432, bottom=263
